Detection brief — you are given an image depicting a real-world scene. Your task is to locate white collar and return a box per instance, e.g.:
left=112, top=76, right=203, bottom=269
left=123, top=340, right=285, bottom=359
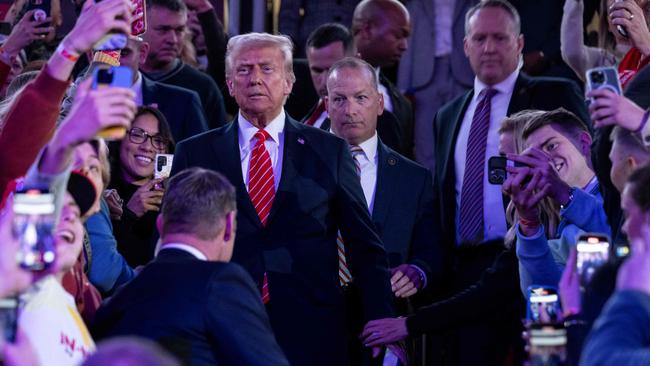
left=473, top=69, right=519, bottom=99
left=355, top=132, right=379, bottom=162
left=238, top=110, right=286, bottom=147
left=159, top=243, right=208, bottom=261
left=132, top=71, right=143, bottom=89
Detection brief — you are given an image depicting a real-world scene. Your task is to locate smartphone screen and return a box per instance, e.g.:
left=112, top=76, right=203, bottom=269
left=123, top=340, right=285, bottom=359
left=527, top=286, right=562, bottom=324
left=528, top=323, right=567, bottom=366
left=576, top=233, right=610, bottom=285
left=13, top=188, right=56, bottom=272
left=0, top=297, right=18, bottom=345
left=26, top=0, right=51, bottom=26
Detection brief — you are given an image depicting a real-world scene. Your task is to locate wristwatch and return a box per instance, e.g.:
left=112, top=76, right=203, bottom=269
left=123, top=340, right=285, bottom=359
left=560, top=187, right=576, bottom=210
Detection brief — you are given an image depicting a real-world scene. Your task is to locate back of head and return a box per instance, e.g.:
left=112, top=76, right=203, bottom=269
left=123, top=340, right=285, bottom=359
left=464, top=0, right=521, bottom=35
left=306, top=23, right=355, bottom=55
left=161, top=167, right=236, bottom=240
left=82, top=337, right=180, bottom=366
left=611, top=126, right=650, bottom=164
left=225, top=32, right=296, bottom=83
left=146, top=0, right=187, bottom=13
left=627, top=163, right=650, bottom=213
left=522, top=108, right=590, bottom=146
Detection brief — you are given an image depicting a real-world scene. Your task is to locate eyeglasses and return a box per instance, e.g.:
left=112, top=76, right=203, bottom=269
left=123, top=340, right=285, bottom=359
left=127, top=127, right=168, bottom=150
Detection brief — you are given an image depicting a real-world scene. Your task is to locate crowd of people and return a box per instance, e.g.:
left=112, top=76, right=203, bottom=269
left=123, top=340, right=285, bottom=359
left=1, top=0, right=650, bottom=365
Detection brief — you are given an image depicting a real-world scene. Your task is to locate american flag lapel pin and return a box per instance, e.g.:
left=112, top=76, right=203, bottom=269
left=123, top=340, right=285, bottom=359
left=297, top=137, right=305, bottom=145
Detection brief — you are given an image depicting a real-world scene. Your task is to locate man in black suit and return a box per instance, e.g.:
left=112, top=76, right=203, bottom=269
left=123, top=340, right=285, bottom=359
left=92, top=167, right=289, bottom=366
left=301, top=23, right=403, bottom=154
left=169, top=33, right=396, bottom=366
left=363, top=1, right=589, bottom=365
left=352, top=0, right=414, bottom=158
left=326, top=57, right=442, bottom=364
left=119, top=36, right=208, bottom=142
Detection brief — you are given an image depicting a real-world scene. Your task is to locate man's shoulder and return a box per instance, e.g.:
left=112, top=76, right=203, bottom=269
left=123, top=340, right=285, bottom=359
left=177, top=123, right=232, bottom=147
left=144, top=77, right=200, bottom=102
left=290, top=118, right=345, bottom=146
left=177, top=62, right=219, bottom=88
left=519, top=74, right=581, bottom=91
left=437, top=90, right=472, bottom=119
left=380, top=141, right=430, bottom=178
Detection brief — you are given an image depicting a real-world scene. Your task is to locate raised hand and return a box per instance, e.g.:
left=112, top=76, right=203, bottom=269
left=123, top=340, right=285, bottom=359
left=2, top=10, right=54, bottom=59
left=588, top=89, right=646, bottom=130
left=126, top=178, right=165, bottom=218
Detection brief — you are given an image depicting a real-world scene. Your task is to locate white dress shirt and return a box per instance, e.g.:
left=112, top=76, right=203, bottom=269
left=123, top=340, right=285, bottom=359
left=130, top=71, right=144, bottom=106
left=454, top=69, right=519, bottom=244
left=434, top=0, right=455, bottom=57
left=375, top=68, right=394, bottom=112
left=312, top=99, right=329, bottom=129
left=354, top=133, right=379, bottom=213
left=159, top=243, right=208, bottom=260
left=238, top=111, right=286, bottom=191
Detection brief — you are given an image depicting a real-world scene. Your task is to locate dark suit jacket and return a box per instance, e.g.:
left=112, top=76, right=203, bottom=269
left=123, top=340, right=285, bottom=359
left=300, top=101, right=404, bottom=155
left=170, top=116, right=395, bottom=366
left=380, top=73, right=414, bottom=158
left=373, top=141, right=441, bottom=283
left=91, top=249, right=289, bottom=366
left=432, top=73, right=590, bottom=252
left=284, top=59, right=320, bottom=120
left=141, top=76, right=208, bottom=143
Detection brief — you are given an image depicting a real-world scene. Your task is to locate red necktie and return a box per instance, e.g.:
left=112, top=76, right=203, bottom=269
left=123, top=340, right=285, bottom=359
left=248, top=130, right=275, bottom=303
left=304, top=100, right=326, bottom=126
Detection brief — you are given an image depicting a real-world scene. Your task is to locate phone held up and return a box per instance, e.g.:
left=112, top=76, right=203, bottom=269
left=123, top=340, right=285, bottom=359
left=94, top=0, right=147, bottom=51
left=153, top=154, right=174, bottom=190
left=585, top=66, right=622, bottom=99
left=576, top=233, right=610, bottom=286
left=13, top=185, right=56, bottom=272
left=92, top=65, right=133, bottom=140
left=487, top=156, right=526, bottom=185
left=526, top=286, right=567, bottom=366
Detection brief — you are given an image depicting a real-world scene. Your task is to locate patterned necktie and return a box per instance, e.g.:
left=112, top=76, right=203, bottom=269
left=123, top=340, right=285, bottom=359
left=304, top=100, right=326, bottom=126
left=458, top=88, right=497, bottom=244
left=337, top=145, right=365, bottom=286
left=248, top=129, right=275, bottom=303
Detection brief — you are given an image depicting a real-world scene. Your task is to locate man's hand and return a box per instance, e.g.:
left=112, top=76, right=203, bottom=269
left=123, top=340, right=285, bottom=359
left=617, top=223, right=650, bottom=294
left=390, top=264, right=423, bottom=298
left=183, top=0, right=213, bottom=13
left=104, top=189, right=124, bottom=220
left=508, top=148, right=572, bottom=205
left=502, top=165, right=549, bottom=236
left=2, top=11, right=54, bottom=58
left=126, top=179, right=165, bottom=218
left=62, top=0, right=134, bottom=54
left=559, top=248, right=581, bottom=317
left=360, top=317, right=409, bottom=347
left=588, top=89, right=646, bottom=130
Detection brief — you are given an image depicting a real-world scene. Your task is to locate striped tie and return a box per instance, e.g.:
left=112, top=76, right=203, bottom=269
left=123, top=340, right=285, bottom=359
left=458, top=88, right=497, bottom=244
left=337, top=145, right=365, bottom=285
left=249, top=130, right=275, bottom=303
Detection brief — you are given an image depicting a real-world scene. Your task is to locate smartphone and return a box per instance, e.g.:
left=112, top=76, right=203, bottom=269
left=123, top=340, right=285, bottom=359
left=488, top=156, right=526, bottom=184
left=0, top=297, right=18, bottom=345
left=92, top=66, right=133, bottom=140
left=0, top=22, right=11, bottom=36
left=12, top=186, right=56, bottom=272
left=616, top=0, right=629, bottom=38
left=26, top=0, right=51, bottom=25
left=154, top=154, right=174, bottom=180
left=528, top=323, right=567, bottom=366
left=527, top=286, right=562, bottom=325
left=131, top=0, right=147, bottom=36
left=576, top=233, right=610, bottom=285
left=585, top=67, right=623, bottom=97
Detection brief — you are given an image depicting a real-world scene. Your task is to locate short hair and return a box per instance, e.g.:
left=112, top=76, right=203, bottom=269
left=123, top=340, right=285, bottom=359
left=499, top=110, right=546, bottom=154
left=146, top=0, right=187, bottom=12
left=133, top=106, right=176, bottom=153
left=327, top=57, right=379, bottom=90
left=465, top=0, right=521, bottom=36
left=611, top=125, right=650, bottom=162
left=225, top=33, right=296, bottom=83
left=306, top=23, right=355, bottom=55
left=161, top=167, right=236, bottom=240
left=82, top=337, right=180, bottom=366
left=521, top=108, right=591, bottom=145
left=627, top=163, right=650, bottom=212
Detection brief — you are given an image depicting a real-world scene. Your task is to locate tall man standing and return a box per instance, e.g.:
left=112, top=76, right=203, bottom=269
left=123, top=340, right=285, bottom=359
left=170, top=33, right=395, bottom=366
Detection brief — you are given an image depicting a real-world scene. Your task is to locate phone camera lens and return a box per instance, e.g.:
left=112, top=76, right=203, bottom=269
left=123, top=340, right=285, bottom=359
left=591, top=71, right=605, bottom=84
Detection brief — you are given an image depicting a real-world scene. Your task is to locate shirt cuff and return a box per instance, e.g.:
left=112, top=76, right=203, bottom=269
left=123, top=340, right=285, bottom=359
left=516, top=223, right=544, bottom=240
left=410, top=264, right=428, bottom=289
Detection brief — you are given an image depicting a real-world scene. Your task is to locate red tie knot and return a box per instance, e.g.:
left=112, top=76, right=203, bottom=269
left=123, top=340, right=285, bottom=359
left=254, top=129, right=271, bottom=143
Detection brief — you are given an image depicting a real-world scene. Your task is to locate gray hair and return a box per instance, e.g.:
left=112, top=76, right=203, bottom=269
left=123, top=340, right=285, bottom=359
left=161, top=167, right=236, bottom=240
left=465, top=0, right=521, bottom=36
left=225, top=32, right=296, bottom=83
left=326, top=57, right=379, bottom=91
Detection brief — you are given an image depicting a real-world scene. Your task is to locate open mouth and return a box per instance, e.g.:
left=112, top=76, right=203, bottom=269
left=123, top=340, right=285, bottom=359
left=554, top=161, right=564, bottom=172
left=57, top=229, right=76, bottom=244
left=135, top=155, right=153, bottom=164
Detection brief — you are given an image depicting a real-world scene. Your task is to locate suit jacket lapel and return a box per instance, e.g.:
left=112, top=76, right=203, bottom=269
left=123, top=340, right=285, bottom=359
left=371, top=141, right=396, bottom=226
left=141, top=75, right=155, bottom=106
left=212, top=121, right=262, bottom=228
left=266, top=117, right=303, bottom=226
left=507, top=73, right=533, bottom=115
left=440, top=91, right=474, bottom=189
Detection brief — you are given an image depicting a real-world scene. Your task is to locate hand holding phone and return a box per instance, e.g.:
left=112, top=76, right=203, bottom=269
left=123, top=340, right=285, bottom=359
left=527, top=286, right=562, bottom=325
left=12, top=186, right=56, bottom=272
left=585, top=67, right=622, bottom=98
left=92, top=66, right=134, bottom=140
left=576, top=233, right=610, bottom=285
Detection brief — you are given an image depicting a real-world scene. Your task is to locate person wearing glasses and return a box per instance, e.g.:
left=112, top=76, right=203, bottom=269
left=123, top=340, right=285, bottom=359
left=108, top=106, right=175, bottom=267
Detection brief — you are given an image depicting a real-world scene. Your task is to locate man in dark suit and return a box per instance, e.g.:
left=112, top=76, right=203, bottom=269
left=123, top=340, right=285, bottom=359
left=302, top=23, right=402, bottom=153
left=326, top=57, right=442, bottom=364
left=120, top=36, right=208, bottom=142
left=363, top=1, right=589, bottom=365
left=169, top=33, right=396, bottom=366
left=92, top=167, right=289, bottom=366
left=352, top=0, right=414, bottom=158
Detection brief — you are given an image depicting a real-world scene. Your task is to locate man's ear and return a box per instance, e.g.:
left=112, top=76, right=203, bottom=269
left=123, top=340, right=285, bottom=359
left=156, top=214, right=163, bottom=235
left=579, top=131, right=593, bottom=157
left=223, top=211, right=235, bottom=242
left=139, top=41, right=150, bottom=66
